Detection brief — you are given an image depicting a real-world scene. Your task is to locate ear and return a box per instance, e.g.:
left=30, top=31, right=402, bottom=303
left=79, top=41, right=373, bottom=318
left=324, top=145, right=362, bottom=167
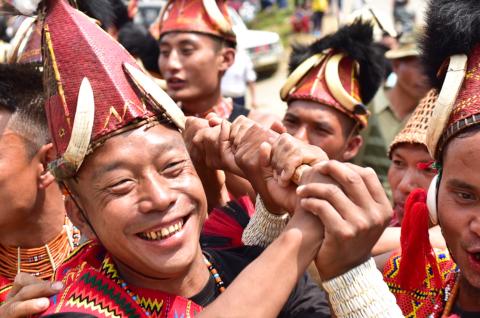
left=218, top=47, right=236, bottom=72
left=391, top=59, right=401, bottom=72
left=63, top=185, right=96, bottom=240
left=342, top=135, right=363, bottom=161
left=37, top=143, right=57, bottom=189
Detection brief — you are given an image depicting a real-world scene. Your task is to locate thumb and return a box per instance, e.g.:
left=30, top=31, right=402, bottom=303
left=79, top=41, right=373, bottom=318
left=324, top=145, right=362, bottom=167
left=269, top=120, right=286, bottom=134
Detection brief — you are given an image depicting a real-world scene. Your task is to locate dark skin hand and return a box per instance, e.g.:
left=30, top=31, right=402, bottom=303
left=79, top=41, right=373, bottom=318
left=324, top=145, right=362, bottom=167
left=228, top=116, right=328, bottom=214
left=297, top=161, right=393, bottom=280
left=0, top=273, right=63, bottom=318
left=183, top=116, right=232, bottom=210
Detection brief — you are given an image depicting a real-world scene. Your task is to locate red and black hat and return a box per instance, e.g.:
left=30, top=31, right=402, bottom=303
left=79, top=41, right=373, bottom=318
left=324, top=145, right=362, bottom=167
left=9, top=0, right=185, bottom=180
left=280, top=20, right=385, bottom=129
left=422, top=0, right=480, bottom=159
left=158, top=0, right=236, bottom=44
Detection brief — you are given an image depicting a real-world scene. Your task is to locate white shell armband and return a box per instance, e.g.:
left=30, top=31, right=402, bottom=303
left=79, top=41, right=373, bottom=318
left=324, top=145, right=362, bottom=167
left=322, top=258, right=404, bottom=318
left=242, top=195, right=290, bottom=248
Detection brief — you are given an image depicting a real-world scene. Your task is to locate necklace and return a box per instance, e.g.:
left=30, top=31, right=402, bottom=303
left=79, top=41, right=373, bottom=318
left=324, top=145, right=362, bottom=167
left=441, top=273, right=461, bottom=318
left=109, top=255, right=226, bottom=316
left=203, top=256, right=225, bottom=293
left=0, top=218, right=79, bottom=280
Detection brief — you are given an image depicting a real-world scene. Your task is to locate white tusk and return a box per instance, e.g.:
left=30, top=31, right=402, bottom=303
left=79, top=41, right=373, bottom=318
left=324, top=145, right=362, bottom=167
left=63, top=77, right=95, bottom=171
left=123, top=62, right=186, bottom=130
left=202, top=0, right=233, bottom=35
left=280, top=53, right=326, bottom=101
left=325, top=53, right=364, bottom=113
left=426, top=54, right=468, bottom=158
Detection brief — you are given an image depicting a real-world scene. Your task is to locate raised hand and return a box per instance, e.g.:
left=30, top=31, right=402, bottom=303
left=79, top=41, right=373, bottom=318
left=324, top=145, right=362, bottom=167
left=297, top=161, right=392, bottom=280
left=0, top=273, right=63, bottom=318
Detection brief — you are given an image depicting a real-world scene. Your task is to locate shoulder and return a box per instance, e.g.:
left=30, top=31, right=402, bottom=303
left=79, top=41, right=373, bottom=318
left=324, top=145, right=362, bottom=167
left=53, top=241, right=106, bottom=282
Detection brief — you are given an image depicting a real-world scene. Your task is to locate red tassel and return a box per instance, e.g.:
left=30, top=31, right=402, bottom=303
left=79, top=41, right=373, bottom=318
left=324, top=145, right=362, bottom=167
left=398, top=188, right=442, bottom=290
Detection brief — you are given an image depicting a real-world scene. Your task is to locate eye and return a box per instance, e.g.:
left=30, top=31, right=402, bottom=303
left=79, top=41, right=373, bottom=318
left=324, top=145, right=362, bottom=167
left=159, top=49, right=170, bottom=57
left=313, top=124, right=331, bottom=135
left=180, top=47, right=194, bottom=56
left=162, top=160, right=187, bottom=177
left=455, top=191, right=476, bottom=201
left=108, top=179, right=135, bottom=195
left=392, top=159, right=405, bottom=168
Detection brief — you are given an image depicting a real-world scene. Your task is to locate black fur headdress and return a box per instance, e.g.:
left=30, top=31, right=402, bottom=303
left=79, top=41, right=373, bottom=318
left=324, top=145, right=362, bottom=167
left=288, top=20, right=386, bottom=104
left=421, top=0, right=480, bottom=89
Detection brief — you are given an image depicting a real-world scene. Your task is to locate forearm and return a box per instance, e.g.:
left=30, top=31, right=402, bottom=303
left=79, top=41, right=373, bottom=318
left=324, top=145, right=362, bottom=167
left=200, top=227, right=320, bottom=318
left=242, top=195, right=289, bottom=247
left=322, top=258, right=404, bottom=318
left=371, top=227, right=400, bottom=256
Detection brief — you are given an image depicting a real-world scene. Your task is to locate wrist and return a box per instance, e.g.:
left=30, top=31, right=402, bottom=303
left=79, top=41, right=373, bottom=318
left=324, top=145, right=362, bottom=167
left=317, top=255, right=371, bottom=281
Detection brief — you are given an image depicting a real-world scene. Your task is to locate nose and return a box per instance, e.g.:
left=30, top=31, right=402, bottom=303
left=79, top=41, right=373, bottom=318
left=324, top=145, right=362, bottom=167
left=293, top=126, right=309, bottom=144
left=470, top=215, right=480, bottom=237
left=138, top=172, right=176, bottom=214
left=397, top=168, right=420, bottom=197
left=161, top=50, right=181, bottom=75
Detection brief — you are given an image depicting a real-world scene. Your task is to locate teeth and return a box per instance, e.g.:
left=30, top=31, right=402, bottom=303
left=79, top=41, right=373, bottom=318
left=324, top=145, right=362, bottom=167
left=139, top=220, right=184, bottom=241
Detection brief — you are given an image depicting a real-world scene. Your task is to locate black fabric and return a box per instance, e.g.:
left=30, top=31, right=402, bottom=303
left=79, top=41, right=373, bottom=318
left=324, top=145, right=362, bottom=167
left=228, top=103, right=250, bottom=122
left=452, top=304, right=480, bottom=318
left=192, top=246, right=331, bottom=317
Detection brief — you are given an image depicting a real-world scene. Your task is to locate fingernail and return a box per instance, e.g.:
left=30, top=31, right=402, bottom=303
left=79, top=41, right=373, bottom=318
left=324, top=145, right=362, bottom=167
left=36, top=298, right=50, bottom=309
left=297, top=185, right=305, bottom=194
left=51, top=281, right=64, bottom=291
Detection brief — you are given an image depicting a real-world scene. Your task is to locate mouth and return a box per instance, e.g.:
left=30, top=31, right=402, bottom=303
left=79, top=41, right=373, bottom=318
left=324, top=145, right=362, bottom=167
left=137, top=217, right=187, bottom=242
left=166, top=77, right=186, bottom=90
left=467, top=249, right=480, bottom=272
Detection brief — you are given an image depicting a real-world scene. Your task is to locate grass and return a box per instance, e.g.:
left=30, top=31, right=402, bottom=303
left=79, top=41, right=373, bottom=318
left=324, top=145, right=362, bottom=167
left=247, top=3, right=294, bottom=47
left=247, top=1, right=318, bottom=48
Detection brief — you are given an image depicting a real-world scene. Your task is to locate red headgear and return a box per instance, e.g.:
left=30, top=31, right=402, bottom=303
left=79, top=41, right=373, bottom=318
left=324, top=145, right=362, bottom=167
left=158, top=0, right=236, bottom=44
left=36, top=0, right=185, bottom=180
left=281, top=52, right=367, bottom=128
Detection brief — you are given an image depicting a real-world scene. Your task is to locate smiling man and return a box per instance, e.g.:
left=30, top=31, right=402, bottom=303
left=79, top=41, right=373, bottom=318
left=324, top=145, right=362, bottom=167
left=378, top=0, right=480, bottom=315
left=25, top=1, right=330, bottom=317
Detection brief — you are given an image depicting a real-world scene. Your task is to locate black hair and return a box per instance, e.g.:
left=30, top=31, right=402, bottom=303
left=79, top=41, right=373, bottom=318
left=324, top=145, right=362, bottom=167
left=76, top=0, right=114, bottom=30
left=118, top=22, right=160, bottom=73
left=109, top=0, right=132, bottom=31
left=0, top=63, right=50, bottom=158
left=421, top=0, right=480, bottom=89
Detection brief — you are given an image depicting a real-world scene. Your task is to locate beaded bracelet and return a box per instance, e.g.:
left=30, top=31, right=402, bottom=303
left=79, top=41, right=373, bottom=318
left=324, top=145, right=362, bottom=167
left=242, top=195, right=290, bottom=247
left=322, top=258, right=404, bottom=318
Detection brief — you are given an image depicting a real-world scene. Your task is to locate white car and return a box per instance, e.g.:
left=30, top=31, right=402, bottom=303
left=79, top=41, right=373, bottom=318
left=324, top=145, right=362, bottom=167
left=229, top=7, right=283, bottom=74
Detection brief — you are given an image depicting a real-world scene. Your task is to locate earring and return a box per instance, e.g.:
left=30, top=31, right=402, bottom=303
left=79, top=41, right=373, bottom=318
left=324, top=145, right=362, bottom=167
left=426, top=174, right=439, bottom=225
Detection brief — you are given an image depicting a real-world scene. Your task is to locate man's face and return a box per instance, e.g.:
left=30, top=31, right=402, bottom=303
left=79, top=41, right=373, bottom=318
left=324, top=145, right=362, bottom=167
left=0, top=126, right=40, bottom=227
left=0, top=108, right=9, bottom=134
left=282, top=100, right=358, bottom=161
left=393, top=56, right=430, bottom=100
left=439, top=131, right=480, bottom=289
left=158, top=32, right=224, bottom=104
left=72, top=124, right=208, bottom=280
left=388, top=143, right=436, bottom=224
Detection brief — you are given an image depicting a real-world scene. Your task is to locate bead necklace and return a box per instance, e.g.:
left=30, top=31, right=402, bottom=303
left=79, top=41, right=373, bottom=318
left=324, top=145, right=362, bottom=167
left=0, top=219, right=79, bottom=280
left=111, top=256, right=226, bottom=316
left=203, top=256, right=225, bottom=293
left=441, top=273, right=460, bottom=318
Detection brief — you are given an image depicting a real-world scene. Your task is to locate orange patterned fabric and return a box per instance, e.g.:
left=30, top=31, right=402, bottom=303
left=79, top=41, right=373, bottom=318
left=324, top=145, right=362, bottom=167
left=159, top=0, right=236, bottom=43
left=287, top=53, right=367, bottom=128
left=383, top=249, right=458, bottom=317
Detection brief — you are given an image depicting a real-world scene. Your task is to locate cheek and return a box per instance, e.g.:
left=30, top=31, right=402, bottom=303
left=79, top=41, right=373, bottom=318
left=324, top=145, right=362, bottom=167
left=387, top=167, right=400, bottom=191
